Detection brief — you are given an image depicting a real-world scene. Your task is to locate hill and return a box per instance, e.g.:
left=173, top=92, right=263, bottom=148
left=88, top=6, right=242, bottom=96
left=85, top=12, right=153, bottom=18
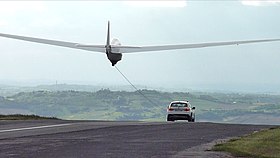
left=1, top=89, right=280, bottom=124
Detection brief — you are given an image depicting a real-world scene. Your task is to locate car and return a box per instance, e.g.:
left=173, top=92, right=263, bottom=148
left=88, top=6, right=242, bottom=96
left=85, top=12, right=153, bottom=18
left=166, top=101, right=195, bottom=122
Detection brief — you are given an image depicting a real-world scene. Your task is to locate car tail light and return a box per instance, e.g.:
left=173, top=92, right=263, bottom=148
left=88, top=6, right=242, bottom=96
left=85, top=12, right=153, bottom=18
left=168, top=108, right=174, bottom=111
left=185, top=108, right=190, bottom=111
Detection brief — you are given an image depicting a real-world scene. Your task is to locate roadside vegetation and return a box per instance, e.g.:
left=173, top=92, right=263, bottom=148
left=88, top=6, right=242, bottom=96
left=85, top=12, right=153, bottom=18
left=213, top=127, right=280, bottom=158
left=0, top=114, right=58, bottom=120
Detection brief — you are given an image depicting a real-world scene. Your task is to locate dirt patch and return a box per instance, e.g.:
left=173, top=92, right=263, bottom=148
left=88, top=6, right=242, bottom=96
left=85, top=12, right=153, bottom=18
left=172, top=138, right=236, bottom=158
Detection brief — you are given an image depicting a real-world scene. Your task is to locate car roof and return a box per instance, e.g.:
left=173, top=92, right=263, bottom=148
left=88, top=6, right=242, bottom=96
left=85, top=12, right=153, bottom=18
left=170, top=101, right=189, bottom=104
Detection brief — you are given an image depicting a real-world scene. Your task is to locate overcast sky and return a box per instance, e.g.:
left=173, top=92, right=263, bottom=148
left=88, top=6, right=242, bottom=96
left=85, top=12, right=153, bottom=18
left=0, top=1, right=280, bottom=92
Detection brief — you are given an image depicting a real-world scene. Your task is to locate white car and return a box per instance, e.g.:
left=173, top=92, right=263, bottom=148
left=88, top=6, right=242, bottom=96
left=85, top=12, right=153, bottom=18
left=167, top=101, right=195, bottom=122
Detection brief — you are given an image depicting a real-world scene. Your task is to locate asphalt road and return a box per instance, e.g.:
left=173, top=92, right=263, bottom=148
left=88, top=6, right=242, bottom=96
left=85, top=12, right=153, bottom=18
left=0, top=120, right=274, bottom=158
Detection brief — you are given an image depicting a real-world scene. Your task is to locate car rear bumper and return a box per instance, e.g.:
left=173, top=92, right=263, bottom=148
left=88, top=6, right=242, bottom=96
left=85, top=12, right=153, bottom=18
left=167, top=114, right=191, bottom=120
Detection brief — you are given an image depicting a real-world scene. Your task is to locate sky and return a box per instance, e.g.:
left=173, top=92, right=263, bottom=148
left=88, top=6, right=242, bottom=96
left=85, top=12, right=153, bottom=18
left=0, top=1, right=280, bottom=93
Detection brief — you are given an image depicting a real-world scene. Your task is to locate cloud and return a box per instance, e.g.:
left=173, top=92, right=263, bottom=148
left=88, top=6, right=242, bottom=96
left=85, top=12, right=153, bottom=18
left=123, top=1, right=187, bottom=8
left=0, top=20, right=8, bottom=27
left=0, top=1, right=46, bottom=14
left=241, top=0, right=280, bottom=6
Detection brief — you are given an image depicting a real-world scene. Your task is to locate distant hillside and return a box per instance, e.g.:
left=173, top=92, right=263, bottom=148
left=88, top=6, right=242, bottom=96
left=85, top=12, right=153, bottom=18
left=1, top=89, right=280, bottom=124
left=0, top=84, right=170, bottom=97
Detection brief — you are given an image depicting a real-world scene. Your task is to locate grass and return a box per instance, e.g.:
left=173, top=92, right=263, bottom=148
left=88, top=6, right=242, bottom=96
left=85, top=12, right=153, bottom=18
left=0, top=114, right=59, bottom=120
left=213, top=127, right=280, bottom=158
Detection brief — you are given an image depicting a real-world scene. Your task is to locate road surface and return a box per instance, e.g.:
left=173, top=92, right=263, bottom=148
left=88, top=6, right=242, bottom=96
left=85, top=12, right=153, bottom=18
left=0, top=120, right=274, bottom=158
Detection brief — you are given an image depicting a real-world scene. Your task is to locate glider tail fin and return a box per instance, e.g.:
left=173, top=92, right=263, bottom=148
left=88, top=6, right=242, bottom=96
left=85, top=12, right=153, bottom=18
left=106, top=21, right=110, bottom=46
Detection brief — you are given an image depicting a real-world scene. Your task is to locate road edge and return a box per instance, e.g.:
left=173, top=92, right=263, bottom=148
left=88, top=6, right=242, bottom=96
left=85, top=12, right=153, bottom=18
left=172, top=138, right=236, bottom=158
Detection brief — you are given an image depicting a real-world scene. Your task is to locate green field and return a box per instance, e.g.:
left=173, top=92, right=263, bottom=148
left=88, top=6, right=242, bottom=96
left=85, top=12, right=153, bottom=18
left=213, top=128, right=280, bottom=158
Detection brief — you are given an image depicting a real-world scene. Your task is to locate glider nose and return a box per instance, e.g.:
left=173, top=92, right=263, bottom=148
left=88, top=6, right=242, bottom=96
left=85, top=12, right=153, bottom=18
left=111, top=60, right=118, bottom=66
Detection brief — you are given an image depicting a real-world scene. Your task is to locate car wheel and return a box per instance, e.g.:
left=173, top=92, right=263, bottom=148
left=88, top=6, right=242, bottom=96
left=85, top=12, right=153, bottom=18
left=192, top=118, right=195, bottom=122
left=191, top=115, right=195, bottom=122
left=188, top=116, right=195, bottom=122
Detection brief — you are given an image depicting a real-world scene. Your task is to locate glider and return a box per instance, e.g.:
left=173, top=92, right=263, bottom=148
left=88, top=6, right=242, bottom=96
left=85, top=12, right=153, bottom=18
left=0, top=21, right=279, bottom=66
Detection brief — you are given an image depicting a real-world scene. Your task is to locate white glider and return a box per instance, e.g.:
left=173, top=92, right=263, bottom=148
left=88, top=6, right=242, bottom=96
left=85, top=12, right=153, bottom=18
left=0, top=21, right=279, bottom=66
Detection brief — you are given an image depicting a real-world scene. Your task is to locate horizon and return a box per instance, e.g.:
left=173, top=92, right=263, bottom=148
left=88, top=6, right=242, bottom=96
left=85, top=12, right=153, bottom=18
left=1, top=80, right=280, bottom=95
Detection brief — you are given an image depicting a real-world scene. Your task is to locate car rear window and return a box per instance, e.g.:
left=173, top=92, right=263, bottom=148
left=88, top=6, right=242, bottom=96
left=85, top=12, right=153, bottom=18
left=171, top=103, right=188, bottom=107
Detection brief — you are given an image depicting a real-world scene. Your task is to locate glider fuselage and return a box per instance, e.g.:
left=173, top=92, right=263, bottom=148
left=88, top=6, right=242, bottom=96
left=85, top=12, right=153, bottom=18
left=106, top=44, right=122, bottom=66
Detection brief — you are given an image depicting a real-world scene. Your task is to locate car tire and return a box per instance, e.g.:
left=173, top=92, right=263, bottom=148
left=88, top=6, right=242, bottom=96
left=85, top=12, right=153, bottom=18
left=192, top=114, right=196, bottom=122
left=191, top=113, right=195, bottom=122
left=192, top=118, right=195, bottom=122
